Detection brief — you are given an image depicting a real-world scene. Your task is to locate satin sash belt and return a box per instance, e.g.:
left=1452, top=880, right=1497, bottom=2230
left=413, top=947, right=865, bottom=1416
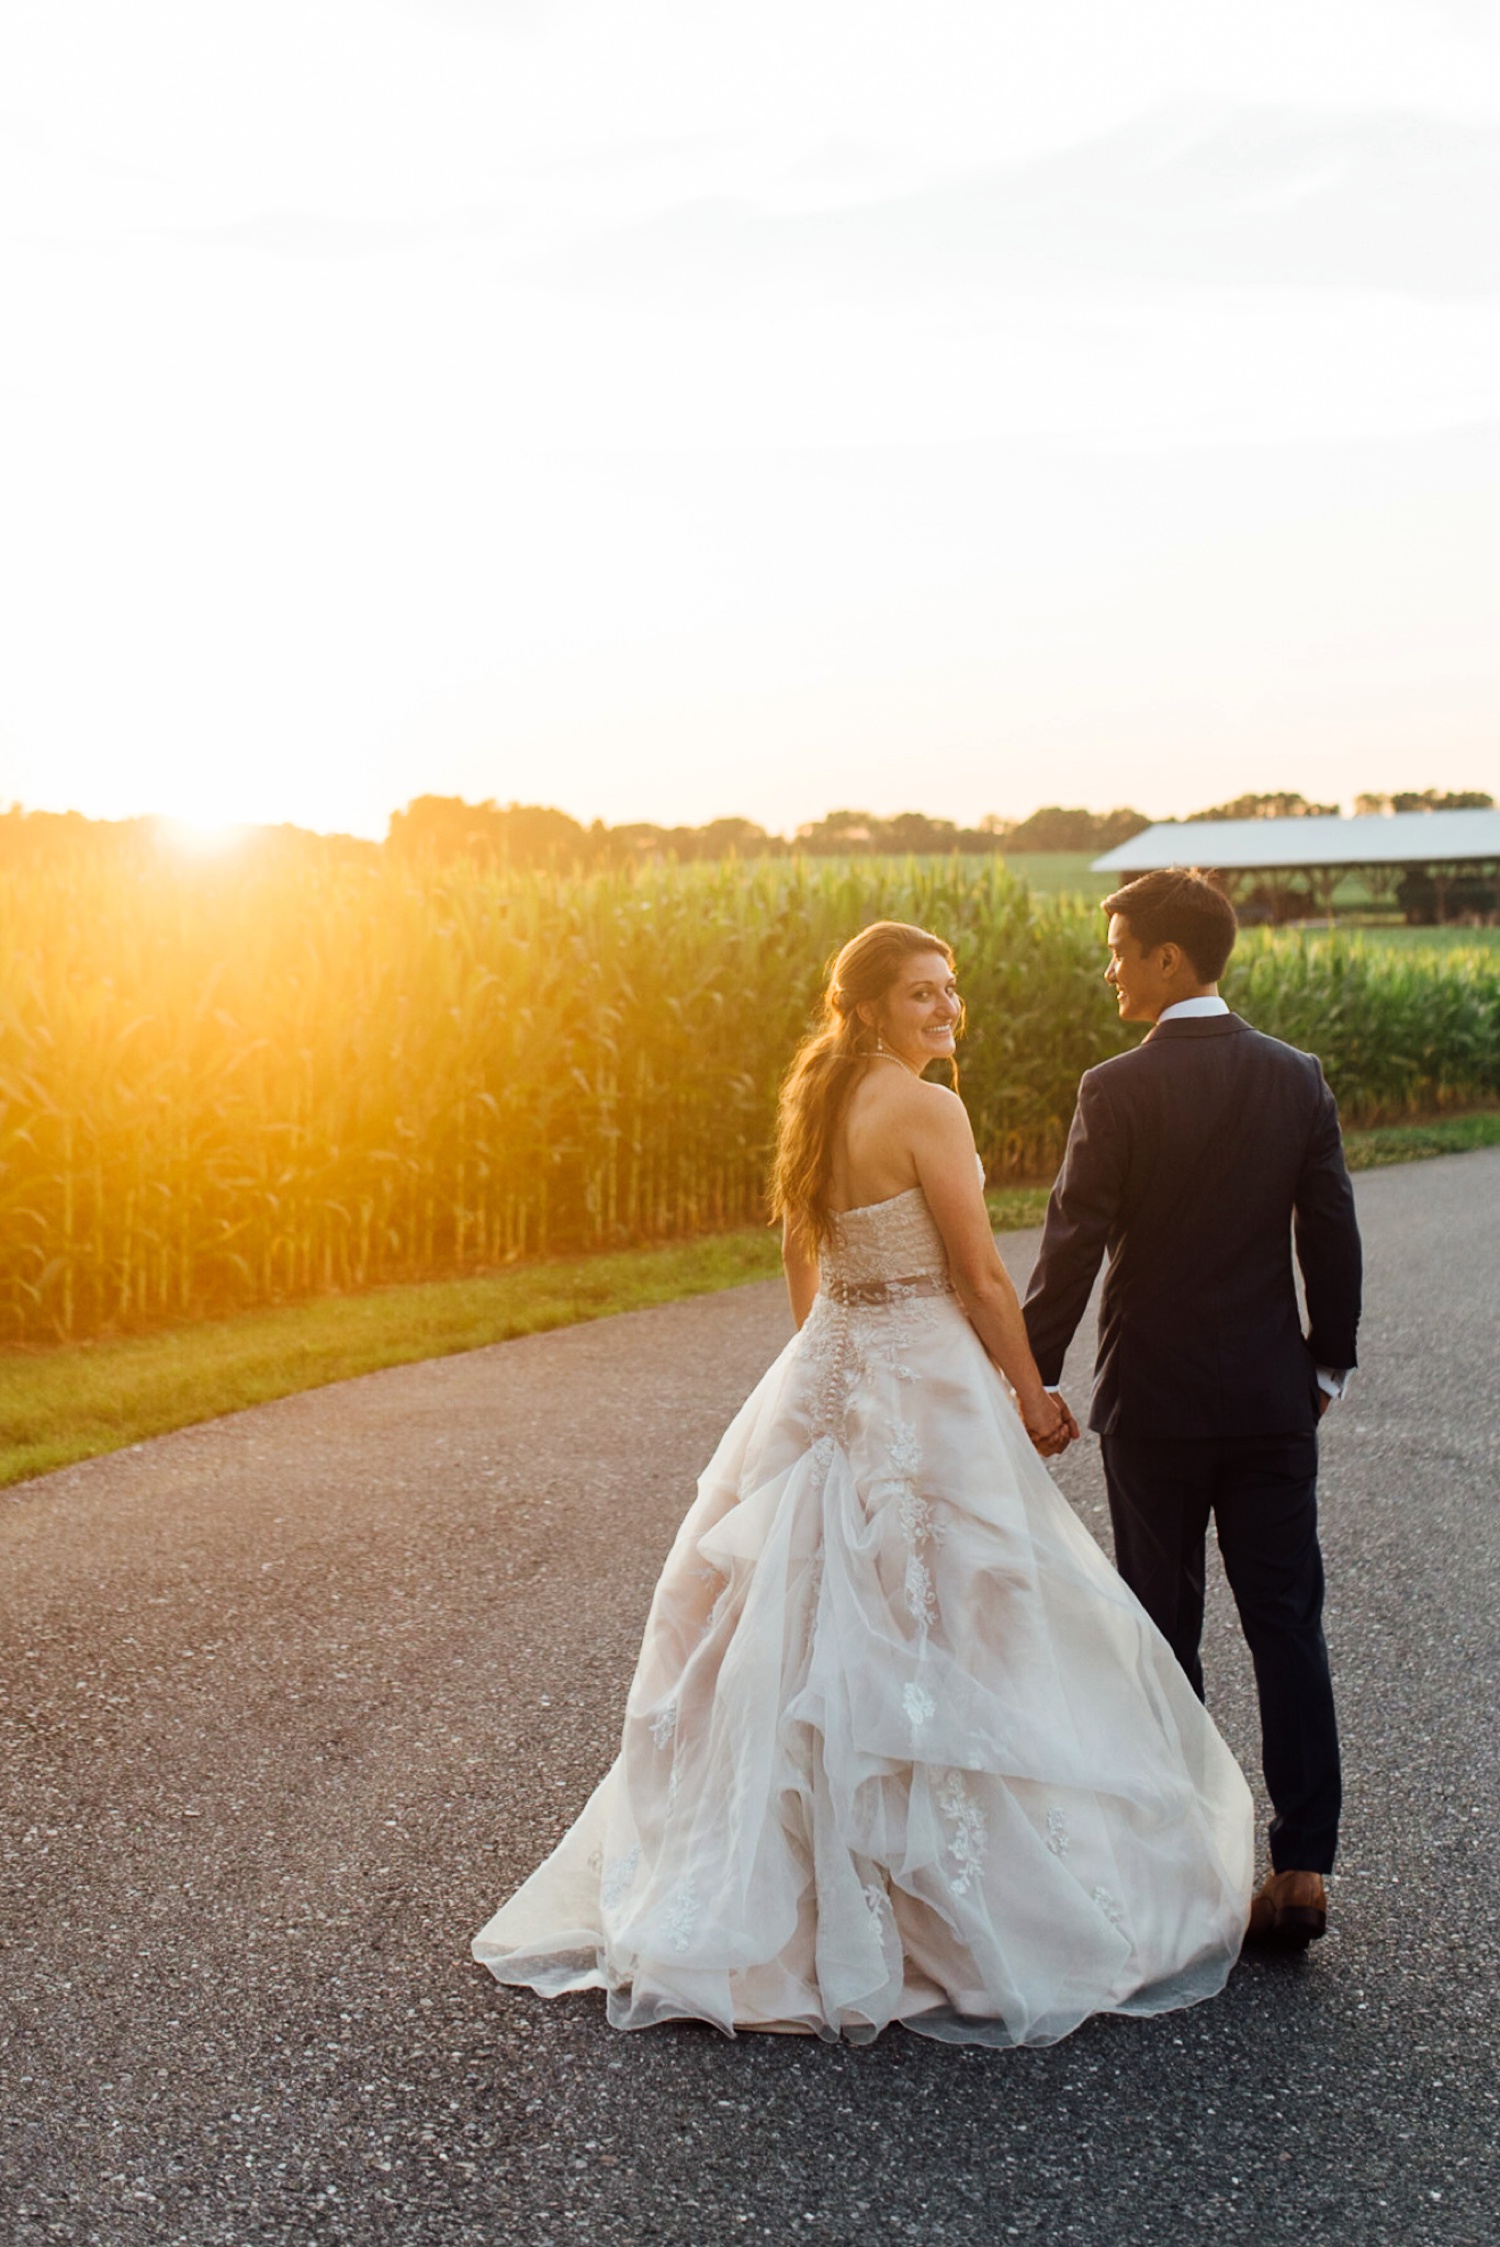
left=820, top=1271, right=956, bottom=1308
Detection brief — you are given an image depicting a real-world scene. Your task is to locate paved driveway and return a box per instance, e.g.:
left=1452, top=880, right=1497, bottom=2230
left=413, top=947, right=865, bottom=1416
left=3, top=1153, right=1497, bottom=2245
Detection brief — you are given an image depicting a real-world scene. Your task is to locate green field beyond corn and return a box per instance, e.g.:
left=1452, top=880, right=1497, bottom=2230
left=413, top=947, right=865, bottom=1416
left=2, top=830, right=1497, bottom=1361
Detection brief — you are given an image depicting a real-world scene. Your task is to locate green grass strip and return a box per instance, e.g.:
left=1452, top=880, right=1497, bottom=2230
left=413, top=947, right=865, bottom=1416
left=1341, top=1110, right=1500, bottom=1168
left=0, top=1230, right=783, bottom=1494
left=0, top=1186, right=1050, bottom=1494
left=0, top=1141, right=1487, bottom=1496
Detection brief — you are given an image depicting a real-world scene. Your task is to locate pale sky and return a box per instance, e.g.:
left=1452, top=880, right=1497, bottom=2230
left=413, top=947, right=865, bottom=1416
left=3, top=0, right=1499, bottom=838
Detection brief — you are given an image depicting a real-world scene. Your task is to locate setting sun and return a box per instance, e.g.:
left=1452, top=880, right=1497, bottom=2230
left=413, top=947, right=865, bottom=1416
left=158, top=815, right=253, bottom=857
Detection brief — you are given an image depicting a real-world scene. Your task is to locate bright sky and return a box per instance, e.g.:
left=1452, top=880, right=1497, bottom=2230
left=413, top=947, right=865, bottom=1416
left=4, top=0, right=1500, bottom=837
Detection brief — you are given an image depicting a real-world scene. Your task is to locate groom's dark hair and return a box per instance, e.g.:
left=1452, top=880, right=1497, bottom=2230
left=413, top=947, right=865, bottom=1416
left=1101, top=867, right=1238, bottom=982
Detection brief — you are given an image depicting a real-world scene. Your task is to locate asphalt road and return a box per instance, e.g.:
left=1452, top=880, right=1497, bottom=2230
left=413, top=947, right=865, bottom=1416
left=3, top=1151, right=1498, bottom=2247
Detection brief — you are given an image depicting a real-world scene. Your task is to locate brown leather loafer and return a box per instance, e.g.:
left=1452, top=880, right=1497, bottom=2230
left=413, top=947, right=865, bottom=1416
left=1245, top=1869, right=1328, bottom=1949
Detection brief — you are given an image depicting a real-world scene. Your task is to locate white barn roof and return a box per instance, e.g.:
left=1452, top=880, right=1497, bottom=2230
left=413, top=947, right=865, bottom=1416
left=1092, top=809, right=1500, bottom=875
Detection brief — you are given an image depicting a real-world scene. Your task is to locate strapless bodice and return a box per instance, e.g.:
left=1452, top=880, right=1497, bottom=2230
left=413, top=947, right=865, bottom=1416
left=822, top=1185, right=950, bottom=1295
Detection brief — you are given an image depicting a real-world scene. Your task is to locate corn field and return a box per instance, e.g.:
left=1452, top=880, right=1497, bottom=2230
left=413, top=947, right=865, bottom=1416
left=1, top=831, right=1496, bottom=1344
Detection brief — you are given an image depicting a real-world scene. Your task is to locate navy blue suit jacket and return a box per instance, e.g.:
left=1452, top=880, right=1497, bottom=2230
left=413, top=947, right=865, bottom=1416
left=1022, top=1013, right=1362, bottom=1439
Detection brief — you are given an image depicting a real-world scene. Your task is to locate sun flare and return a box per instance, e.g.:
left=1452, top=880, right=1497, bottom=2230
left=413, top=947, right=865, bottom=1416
left=159, top=815, right=253, bottom=858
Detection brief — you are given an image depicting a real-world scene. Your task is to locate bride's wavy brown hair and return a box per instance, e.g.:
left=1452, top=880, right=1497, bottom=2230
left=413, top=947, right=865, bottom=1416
left=770, top=920, right=959, bottom=1250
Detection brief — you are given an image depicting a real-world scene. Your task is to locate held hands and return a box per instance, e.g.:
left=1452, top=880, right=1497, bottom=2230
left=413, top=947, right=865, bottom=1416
left=1022, top=1387, right=1080, bottom=1459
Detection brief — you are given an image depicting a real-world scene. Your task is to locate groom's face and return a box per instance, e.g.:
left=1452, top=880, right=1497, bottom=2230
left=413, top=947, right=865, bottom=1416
left=1105, top=914, right=1173, bottom=1022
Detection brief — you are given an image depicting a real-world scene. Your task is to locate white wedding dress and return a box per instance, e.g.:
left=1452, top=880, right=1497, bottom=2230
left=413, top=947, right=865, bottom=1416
left=473, top=1181, right=1254, bottom=2046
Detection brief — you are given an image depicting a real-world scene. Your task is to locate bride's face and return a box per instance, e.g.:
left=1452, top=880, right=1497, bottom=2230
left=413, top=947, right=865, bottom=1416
left=869, top=951, right=961, bottom=1070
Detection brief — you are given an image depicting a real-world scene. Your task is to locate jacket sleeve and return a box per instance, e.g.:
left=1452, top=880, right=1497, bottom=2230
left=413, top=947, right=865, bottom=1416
left=1293, top=1064, right=1363, bottom=1371
left=1022, top=1071, right=1126, bottom=1387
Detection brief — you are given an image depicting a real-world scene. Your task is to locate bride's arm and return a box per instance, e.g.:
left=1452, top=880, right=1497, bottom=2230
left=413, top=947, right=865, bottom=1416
left=911, top=1088, right=1070, bottom=1451
left=782, top=1217, right=821, bottom=1330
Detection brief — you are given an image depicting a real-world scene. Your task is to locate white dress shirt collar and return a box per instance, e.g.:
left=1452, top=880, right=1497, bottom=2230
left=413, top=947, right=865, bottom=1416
left=1156, top=995, right=1230, bottom=1024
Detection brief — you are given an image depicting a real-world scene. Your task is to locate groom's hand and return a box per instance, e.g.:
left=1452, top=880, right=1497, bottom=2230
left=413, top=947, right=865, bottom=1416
left=1023, top=1389, right=1078, bottom=1457
left=1051, top=1390, right=1081, bottom=1445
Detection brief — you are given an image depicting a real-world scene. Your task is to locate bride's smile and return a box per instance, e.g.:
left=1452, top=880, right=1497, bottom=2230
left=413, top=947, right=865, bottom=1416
left=865, top=953, right=962, bottom=1072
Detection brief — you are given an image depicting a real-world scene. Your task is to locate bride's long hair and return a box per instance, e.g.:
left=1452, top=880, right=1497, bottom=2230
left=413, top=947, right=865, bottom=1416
left=770, top=920, right=959, bottom=1250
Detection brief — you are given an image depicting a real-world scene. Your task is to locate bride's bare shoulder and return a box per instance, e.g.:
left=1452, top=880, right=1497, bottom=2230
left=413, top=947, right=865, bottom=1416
left=902, top=1075, right=966, bottom=1115
left=868, top=1073, right=971, bottom=1139
left=854, top=1069, right=960, bottom=1114
left=919, top=1079, right=973, bottom=1133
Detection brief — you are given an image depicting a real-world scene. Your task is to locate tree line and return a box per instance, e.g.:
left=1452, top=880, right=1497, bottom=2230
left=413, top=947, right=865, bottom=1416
left=1189, top=789, right=1493, bottom=822
left=381, top=788, right=1494, bottom=866
left=383, top=798, right=1156, bottom=866
left=1, top=786, right=1490, bottom=875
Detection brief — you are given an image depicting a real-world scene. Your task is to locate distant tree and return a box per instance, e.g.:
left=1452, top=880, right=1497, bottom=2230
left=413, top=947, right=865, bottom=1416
left=495, top=803, right=594, bottom=861
left=1002, top=805, right=1152, bottom=852
left=692, top=817, right=778, bottom=858
left=788, top=808, right=1029, bottom=857
left=874, top=811, right=961, bottom=853
left=794, top=810, right=879, bottom=855
left=1186, top=792, right=1338, bottom=822
left=593, top=817, right=782, bottom=863
left=1093, top=806, right=1155, bottom=851
left=388, top=795, right=491, bottom=860
left=605, top=822, right=679, bottom=862
left=249, top=823, right=380, bottom=869
left=386, top=796, right=593, bottom=866
left=997, top=807, right=1093, bottom=852
left=1387, top=788, right=1495, bottom=814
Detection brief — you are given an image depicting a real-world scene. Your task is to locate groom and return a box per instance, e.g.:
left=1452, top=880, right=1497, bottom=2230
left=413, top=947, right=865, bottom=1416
left=1022, top=867, right=1362, bottom=1947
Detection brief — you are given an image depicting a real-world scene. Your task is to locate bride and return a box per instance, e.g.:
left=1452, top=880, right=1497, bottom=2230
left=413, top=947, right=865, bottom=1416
left=473, top=920, right=1253, bottom=2045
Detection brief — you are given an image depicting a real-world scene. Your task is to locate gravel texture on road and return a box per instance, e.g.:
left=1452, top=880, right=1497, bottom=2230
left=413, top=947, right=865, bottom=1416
left=3, top=1152, right=1497, bottom=2247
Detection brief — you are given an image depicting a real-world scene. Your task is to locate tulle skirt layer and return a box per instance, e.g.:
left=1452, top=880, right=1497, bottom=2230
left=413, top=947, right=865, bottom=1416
left=472, top=1290, right=1254, bottom=2046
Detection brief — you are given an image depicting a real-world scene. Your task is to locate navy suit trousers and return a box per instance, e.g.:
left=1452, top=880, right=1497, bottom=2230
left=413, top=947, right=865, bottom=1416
left=1100, top=1430, right=1341, bottom=1875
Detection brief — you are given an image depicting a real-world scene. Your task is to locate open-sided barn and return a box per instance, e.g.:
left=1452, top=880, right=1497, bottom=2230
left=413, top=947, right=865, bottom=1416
left=1092, top=810, right=1500, bottom=924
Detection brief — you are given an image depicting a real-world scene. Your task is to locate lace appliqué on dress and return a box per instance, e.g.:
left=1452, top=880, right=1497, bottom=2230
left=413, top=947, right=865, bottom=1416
left=600, top=1846, right=640, bottom=1912
left=886, top=1420, right=923, bottom=1482
left=897, top=1482, right=946, bottom=1630
left=664, top=1878, right=698, bottom=1953
left=935, top=1769, right=988, bottom=1896
left=1046, top=1809, right=1070, bottom=1858
left=1093, top=1887, right=1127, bottom=1935
left=903, top=1681, right=935, bottom=1730
left=649, top=1703, right=677, bottom=1750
